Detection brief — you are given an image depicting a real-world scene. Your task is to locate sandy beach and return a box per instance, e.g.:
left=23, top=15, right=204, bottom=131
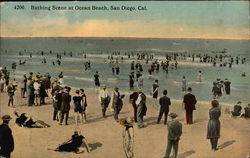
left=0, top=86, right=249, bottom=158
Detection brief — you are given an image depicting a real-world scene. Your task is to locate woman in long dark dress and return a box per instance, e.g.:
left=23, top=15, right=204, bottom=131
left=207, top=100, right=221, bottom=151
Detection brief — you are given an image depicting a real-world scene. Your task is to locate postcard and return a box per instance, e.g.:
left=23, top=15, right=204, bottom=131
left=0, top=1, right=249, bottom=158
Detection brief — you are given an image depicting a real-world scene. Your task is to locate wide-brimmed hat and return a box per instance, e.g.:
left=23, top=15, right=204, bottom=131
left=168, top=113, right=178, bottom=118
left=2, top=115, right=12, bottom=121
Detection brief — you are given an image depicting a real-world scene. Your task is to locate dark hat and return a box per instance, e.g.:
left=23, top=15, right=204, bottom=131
left=2, top=115, right=12, bottom=121
left=237, top=101, right=242, bottom=104
left=187, top=87, right=192, bottom=91
left=168, top=113, right=178, bottom=118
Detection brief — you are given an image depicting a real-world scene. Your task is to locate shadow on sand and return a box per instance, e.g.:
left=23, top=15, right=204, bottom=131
left=174, top=150, right=195, bottom=158
left=88, top=142, right=103, bottom=152
left=218, top=140, right=236, bottom=150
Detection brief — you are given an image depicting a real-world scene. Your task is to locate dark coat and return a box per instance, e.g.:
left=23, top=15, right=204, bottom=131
left=207, top=107, right=221, bottom=139
left=159, top=96, right=171, bottom=111
left=183, top=93, right=197, bottom=111
left=167, top=120, right=182, bottom=140
left=0, top=123, right=14, bottom=157
left=61, top=92, right=71, bottom=112
left=129, top=92, right=138, bottom=108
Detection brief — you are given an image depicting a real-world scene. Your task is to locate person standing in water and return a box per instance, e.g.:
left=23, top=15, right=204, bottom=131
left=94, top=71, right=100, bottom=92
left=182, top=76, right=187, bottom=93
left=151, top=80, right=159, bottom=106
left=223, top=78, right=231, bottom=95
left=198, top=70, right=202, bottom=82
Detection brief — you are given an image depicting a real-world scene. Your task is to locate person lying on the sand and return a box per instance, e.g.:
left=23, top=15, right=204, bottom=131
left=50, top=131, right=90, bottom=154
left=14, top=111, right=50, bottom=128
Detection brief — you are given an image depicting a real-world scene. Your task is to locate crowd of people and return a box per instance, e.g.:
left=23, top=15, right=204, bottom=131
left=0, top=49, right=249, bottom=158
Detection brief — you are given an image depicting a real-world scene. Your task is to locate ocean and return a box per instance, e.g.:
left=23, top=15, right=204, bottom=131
left=0, top=37, right=249, bottom=105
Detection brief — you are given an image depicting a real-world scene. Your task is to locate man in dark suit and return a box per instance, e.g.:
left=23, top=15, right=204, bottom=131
left=129, top=90, right=139, bottom=122
left=0, top=115, right=14, bottom=158
left=164, top=113, right=182, bottom=158
left=157, top=90, right=171, bottom=124
left=60, top=87, right=71, bottom=125
left=183, top=87, right=197, bottom=124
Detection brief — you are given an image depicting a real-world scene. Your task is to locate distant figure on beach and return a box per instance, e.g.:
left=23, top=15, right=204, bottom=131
left=137, top=75, right=143, bottom=89
left=52, top=89, right=62, bottom=121
left=182, top=76, right=187, bottom=93
left=164, top=113, right=182, bottom=158
left=33, top=79, right=41, bottom=106
left=231, top=101, right=242, bottom=117
left=94, top=71, right=100, bottom=87
left=52, top=131, right=90, bottom=154
left=129, top=72, right=134, bottom=90
left=120, top=117, right=134, bottom=158
left=223, top=78, right=231, bottom=95
left=0, top=76, right=5, bottom=93
left=135, top=89, right=147, bottom=128
left=14, top=111, right=50, bottom=128
left=99, top=85, right=110, bottom=118
left=0, top=115, right=14, bottom=158
left=157, top=90, right=171, bottom=124
left=26, top=78, right=35, bottom=106
left=7, top=82, right=16, bottom=108
left=59, top=87, right=72, bottom=125
left=207, top=100, right=221, bottom=151
left=73, top=90, right=85, bottom=125
left=20, top=75, right=27, bottom=98
left=129, top=90, right=139, bottom=122
left=241, top=104, right=250, bottom=118
left=151, top=80, right=159, bottom=106
left=111, top=87, right=125, bottom=121
left=183, top=87, right=197, bottom=124
left=80, top=89, right=88, bottom=122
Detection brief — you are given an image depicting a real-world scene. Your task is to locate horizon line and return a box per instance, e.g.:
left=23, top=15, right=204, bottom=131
left=0, top=36, right=249, bottom=41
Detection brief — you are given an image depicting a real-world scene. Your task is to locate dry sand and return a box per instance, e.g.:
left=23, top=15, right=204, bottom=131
left=0, top=87, right=249, bottom=158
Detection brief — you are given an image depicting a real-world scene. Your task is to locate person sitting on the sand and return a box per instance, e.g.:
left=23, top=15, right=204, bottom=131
left=14, top=111, right=50, bottom=128
left=241, top=104, right=250, bottom=119
left=53, top=131, right=90, bottom=154
left=231, top=101, right=242, bottom=117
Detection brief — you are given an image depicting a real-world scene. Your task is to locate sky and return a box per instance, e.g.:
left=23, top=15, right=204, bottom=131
left=0, top=1, right=249, bottom=39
